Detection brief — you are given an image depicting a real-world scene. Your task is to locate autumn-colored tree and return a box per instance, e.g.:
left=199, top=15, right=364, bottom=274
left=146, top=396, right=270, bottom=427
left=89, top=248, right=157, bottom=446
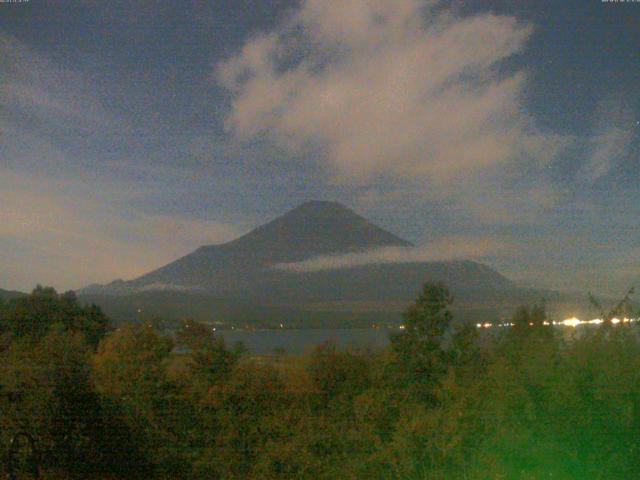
left=176, top=318, right=240, bottom=387
left=92, top=323, right=191, bottom=477
left=2, top=280, right=640, bottom=479
left=306, top=341, right=370, bottom=405
left=0, top=329, right=150, bottom=479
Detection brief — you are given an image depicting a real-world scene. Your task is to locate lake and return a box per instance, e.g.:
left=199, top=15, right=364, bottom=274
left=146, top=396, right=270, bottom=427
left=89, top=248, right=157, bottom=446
left=215, top=322, right=627, bottom=355
left=217, top=328, right=396, bottom=355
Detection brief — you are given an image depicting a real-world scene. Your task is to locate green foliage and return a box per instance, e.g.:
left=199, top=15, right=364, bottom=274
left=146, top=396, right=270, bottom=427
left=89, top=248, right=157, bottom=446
left=306, top=342, right=370, bottom=404
left=390, top=282, right=455, bottom=401
left=176, top=319, right=240, bottom=386
left=0, top=329, right=150, bottom=479
left=1, top=286, right=109, bottom=348
left=93, top=323, right=173, bottom=403
left=92, top=323, right=191, bottom=477
left=503, top=304, right=554, bottom=352
left=2, top=283, right=640, bottom=478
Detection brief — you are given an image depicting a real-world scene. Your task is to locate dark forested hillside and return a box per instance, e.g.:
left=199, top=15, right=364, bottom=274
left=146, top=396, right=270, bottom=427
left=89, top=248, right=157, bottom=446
left=0, top=288, right=26, bottom=302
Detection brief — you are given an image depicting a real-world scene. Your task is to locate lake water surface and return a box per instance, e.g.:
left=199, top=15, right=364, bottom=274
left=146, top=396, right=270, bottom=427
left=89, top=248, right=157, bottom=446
left=219, top=328, right=394, bottom=355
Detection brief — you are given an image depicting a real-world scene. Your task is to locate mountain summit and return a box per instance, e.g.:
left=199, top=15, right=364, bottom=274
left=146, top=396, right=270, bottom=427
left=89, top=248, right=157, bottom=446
left=78, top=202, right=543, bottom=327
left=135, top=201, right=412, bottom=288
left=80, top=201, right=413, bottom=294
left=201, top=200, right=412, bottom=263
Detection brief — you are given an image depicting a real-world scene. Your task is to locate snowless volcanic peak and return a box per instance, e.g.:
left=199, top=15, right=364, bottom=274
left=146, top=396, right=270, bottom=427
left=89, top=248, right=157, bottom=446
left=100, top=201, right=414, bottom=291
left=207, top=200, right=414, bottom=263
left=78, top=201, right=527, bottom=319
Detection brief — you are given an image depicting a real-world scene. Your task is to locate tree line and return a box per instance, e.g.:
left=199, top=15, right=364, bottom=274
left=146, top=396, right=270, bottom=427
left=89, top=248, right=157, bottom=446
left=0, top=284, right=639, bottom=479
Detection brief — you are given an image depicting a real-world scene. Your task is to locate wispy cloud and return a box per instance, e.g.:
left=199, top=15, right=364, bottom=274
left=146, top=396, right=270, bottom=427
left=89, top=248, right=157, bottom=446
left=0, top=33, right=251, bottom=291
left=0, top=169, right=243, bottom=291
left=272, top=236, right=514, bottom=273
left=579, top=94, right=637, bottom=184
left=0, top=33, right=121, bottom=135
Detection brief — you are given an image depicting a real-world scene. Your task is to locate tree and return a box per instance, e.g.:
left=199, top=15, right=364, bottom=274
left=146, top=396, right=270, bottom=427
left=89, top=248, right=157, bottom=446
left=175, top=319, right=240, bottom=387
left=306, top=341, right=370, bottom=405
left=390, top=283, right=454, bottom=400
left=1, top=286, right=109, bottom=348
left=175, top=318, right=213, bottom=351
left=0, top=329, right=150, bottom=478
left=92, top=324, right=189, bottom=477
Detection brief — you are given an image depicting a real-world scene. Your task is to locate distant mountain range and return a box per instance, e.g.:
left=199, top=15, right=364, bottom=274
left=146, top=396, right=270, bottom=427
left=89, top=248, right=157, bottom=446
left=0, top=288, right=26, bottom=302
left=76, top=201, right=592, bottom=327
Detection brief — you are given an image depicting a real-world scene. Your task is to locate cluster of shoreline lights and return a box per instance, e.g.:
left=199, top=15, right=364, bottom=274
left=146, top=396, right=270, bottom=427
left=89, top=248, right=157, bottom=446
left=475, top=317, right=638, bottom=329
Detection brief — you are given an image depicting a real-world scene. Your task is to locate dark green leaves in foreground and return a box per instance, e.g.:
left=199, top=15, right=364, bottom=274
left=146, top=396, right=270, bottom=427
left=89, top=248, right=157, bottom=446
left=1, top=283, right=640, bottom=479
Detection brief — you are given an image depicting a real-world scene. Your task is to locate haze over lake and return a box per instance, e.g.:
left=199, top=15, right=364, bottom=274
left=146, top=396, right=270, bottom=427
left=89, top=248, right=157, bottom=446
left=219, top=328, right=393, bottom=355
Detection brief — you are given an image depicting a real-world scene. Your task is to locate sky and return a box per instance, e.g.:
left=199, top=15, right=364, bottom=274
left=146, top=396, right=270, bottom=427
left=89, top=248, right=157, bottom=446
left=0, top=0, right=638, bottom=295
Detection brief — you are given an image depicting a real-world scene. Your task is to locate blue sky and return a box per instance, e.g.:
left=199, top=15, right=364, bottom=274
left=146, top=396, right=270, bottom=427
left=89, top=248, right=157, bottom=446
left=0, top=0, right=638, bottom=294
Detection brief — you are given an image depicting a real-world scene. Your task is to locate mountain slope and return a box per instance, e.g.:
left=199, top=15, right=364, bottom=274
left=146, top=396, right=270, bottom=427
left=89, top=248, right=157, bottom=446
left=0, top=288, right=26, bottom=301
left=78, top=201, right=552, bottom=326
left=81, top=201, right=416, bottom=294
left=136, top=200, right=411, bottom=287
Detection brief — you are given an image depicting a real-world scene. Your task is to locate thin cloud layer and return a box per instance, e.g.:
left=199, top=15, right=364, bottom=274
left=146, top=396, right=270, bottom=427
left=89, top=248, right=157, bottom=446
left=579, top=94, right=637, bottom=184
left=0, top=170, right=242, bottom=291
left=218, top=0, right=562, bottom=185
left=273, top=236, right=513, bottom=273
left=0, top=33, right=119, bottom=136
left=0, top=33, right=245, bottom=291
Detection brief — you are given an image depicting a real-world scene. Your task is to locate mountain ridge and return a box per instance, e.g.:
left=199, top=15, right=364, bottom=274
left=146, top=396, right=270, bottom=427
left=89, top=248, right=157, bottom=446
left=0, top=288, right=27, bottom=301
left=80, top=201, right=419, bottom=294
left=75, top=201, right=553, bottom=326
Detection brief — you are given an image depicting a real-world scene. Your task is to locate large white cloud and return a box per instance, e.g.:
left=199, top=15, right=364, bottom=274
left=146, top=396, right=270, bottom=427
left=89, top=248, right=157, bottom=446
left=218, top=0, right=564, bottom=185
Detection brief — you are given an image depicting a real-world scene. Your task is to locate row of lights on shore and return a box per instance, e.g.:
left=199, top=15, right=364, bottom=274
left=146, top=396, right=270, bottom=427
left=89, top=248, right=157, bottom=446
left=209, top=323, right=286, bottom=332
left=476, top=317, right=638, bottom=329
